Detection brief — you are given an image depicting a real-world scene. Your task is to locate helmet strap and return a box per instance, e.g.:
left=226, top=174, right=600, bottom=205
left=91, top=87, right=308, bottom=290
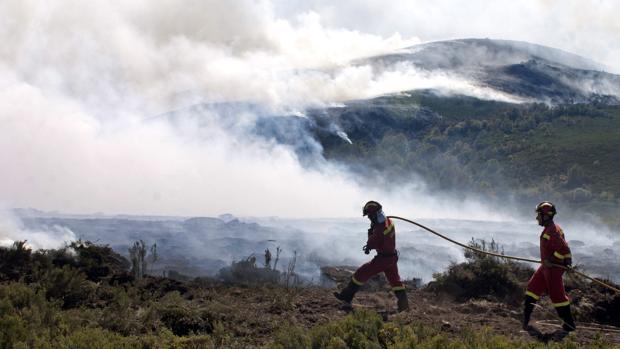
left=541, top=214, right=554, bottom=226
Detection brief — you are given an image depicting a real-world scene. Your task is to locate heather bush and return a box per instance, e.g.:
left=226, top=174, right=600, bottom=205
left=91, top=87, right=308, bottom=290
left=426, top=239, right=533, bottom=304
left=0, top=241, right=33, bottom=282
left=157, top=291, right=212, bottom=336
left=218, top=257, right=281, bottom=285
left=38, top=265, right=95, bottom=309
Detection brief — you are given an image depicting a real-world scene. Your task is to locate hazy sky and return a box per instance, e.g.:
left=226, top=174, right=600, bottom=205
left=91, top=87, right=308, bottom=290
left=1, top=0, right=618, bottom=219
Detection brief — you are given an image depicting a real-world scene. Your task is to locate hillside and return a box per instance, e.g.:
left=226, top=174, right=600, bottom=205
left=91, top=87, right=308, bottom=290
left=320, top=41, right=620, bottom=217
left=360, top=39, right=620, bottom=104
left=155, top=39, right=620, bottom=227
left=285, top=94, right=620, bottom=226
left=2, top=241, right=619, bottom=348
left=172, top=94, right=620, bottom=227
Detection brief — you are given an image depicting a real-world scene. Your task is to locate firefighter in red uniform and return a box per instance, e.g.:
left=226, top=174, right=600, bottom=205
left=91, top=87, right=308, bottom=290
left=523, top=201, right=576, bottom=332
left=334, top=201, right=409, bottom=312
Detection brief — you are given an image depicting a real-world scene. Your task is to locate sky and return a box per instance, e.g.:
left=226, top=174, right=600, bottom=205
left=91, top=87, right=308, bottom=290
left=1, top=0, right=619, bottom=221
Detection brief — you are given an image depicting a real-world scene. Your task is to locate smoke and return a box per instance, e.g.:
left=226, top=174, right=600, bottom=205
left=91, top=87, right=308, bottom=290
left=352, top=62, right=526, bottom=103
left=274, top=0, right=620, bottom=74
left=0, top=0, right=421, bottom=113
left=0, top=209, right=76, bottom=250
left=0, top=0, right=530, bottom=221
left=18, top=211, right=609, bottom=283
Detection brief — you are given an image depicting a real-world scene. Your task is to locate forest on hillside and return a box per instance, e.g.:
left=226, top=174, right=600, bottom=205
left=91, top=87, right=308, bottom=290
left=306, top=92, right=620, bottom=225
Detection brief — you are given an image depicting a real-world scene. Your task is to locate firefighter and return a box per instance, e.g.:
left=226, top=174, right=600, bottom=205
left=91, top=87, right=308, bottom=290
left=334, top=201, right=409, bottom=312
left=523, top=201, right=576, bottom=333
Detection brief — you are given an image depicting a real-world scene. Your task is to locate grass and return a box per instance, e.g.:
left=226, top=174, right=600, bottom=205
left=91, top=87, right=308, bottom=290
left=267, top=308, right=603, bottom=349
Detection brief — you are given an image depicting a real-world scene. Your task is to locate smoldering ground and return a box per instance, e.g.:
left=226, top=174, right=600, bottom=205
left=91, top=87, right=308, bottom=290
left=14, top=210, right=620, bottom=284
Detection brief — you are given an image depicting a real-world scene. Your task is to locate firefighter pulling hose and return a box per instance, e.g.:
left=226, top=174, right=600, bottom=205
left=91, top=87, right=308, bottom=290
left=385, top=201, right=620, bottom=340
left=523, top=202, right=575, bottom=335
left=334, top=201, right=409, bottom=312
left=334, top=200, right=618, bottom=341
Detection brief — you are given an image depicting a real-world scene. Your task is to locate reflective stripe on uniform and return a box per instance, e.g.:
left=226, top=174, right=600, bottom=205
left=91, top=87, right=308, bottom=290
left=525, top=290, right=540, bottom=300
left=563, top=253, right=572, bottom=258
left=383, top=222, right=394, bottom=235
left=542, top=234, right=550, bottom=240
left=351, top=276, right=364, bottom=286
left=392, top=286, right=405, bottom=291
left=553, top=301, right=570, bottom=308
left=553, top=251, right=565, bottom=260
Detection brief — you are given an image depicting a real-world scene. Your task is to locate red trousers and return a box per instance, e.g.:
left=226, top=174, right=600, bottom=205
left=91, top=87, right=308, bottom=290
left=352, top=255, right=404, bottom=291
left=526, top=266, right=569, bottom=307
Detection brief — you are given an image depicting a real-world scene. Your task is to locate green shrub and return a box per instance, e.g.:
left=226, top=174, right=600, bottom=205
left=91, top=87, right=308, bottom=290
left=270, top=325, right=311, bottom=349
left=157, top=292, right=212, bottom=336
left=65, top=327, right=141, bottom=349
left=217, top=257, right=281, bottom=285
left=309, top=309, right=383, bottom=349
left=70, top=240, right=131, bottom=281
left=0, top=314, right=29, bottom=348
left=0, top=283, right=37, bottom=310
left=99, top=287, right=139, bottom=335
left=0, top=241, right=33, bottom=282
left=427, top=239, right=533, bottom=304
left=38, top=265, right=95, bottom=309
left=0, top=283, right=66, bottom=348
left=175, top=335, right=214, bottom=349
left=268, top=309, right=588, bottom=349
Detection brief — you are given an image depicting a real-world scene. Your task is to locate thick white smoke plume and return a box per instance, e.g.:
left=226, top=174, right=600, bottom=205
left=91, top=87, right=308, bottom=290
left=0, top=0, right=526, bottom=222
left=0, top=209, right=76, bottom=250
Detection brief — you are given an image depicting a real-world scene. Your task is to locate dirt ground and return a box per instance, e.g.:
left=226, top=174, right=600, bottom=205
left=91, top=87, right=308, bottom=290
left=207, top=285, right=620, bottom=347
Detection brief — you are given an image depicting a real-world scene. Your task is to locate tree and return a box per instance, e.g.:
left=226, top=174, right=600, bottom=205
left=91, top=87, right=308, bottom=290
left=128, top=240, right=157, bottom=280
left=273, top=246, right=282, bottom=271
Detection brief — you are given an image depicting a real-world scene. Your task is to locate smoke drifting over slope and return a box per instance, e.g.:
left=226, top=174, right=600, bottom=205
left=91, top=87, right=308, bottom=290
left=1, top=0, right=528, bottom=221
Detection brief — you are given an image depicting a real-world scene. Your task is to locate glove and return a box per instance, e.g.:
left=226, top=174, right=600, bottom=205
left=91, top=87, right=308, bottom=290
left=362, top=245, right=370, bottom=255
left=564, top=258, right=573, bottom=269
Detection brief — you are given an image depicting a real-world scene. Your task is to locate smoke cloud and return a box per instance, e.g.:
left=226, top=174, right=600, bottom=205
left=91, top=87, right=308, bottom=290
left=0, top=0, right=530, bottom=222
left=0, top=209, right=76, bottom=250
left=275, top=0, right=620, bottom=73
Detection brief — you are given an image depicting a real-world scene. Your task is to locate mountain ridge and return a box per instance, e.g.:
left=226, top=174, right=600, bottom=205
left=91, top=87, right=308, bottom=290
left=360, top=38, right=620, bottom=104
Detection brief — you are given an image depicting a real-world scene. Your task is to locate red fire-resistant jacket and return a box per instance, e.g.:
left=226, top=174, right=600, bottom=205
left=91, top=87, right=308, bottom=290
left=366, top=217, right=396, bottom=254
left=540, top=223, right=571, bottom=266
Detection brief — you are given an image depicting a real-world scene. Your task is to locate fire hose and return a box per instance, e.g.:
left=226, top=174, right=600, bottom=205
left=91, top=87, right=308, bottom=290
left=387, top=215, right=620, bottom=294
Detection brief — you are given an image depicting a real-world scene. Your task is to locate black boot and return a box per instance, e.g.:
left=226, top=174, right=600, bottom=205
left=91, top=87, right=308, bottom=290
left=556, top=305, right=576, bottom=332
left=523, top=295, right=537, bottom=330
left=394, top=289, right=409, bottom=312
left=334, top=280, right=360, bottom=304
